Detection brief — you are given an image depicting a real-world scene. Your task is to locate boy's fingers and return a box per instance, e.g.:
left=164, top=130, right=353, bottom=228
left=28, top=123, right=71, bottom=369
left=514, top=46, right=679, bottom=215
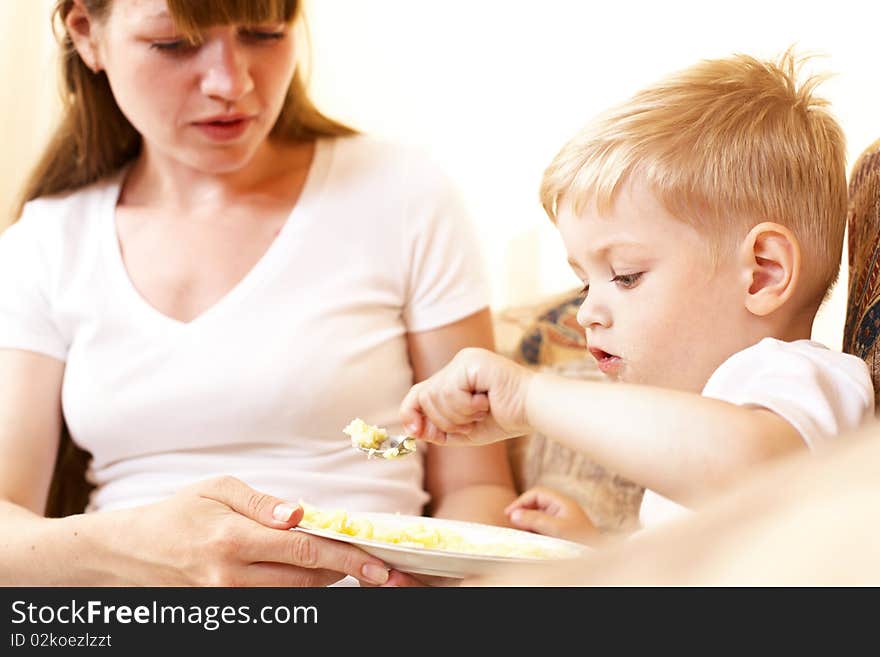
left=419, top=393, right=468, bottom=433
left=429, top=396, right=480, bottom=428
left=400, top=387, right=425, bottom=436
left=506, top=486, right=561, bottom=512
left=508, top=509, right=563, bottom=538
left=439, top=388, right=485, bottom=424
left=505, top=490, right=543, bottom=514
left=422, top=419, right=448, bottom=445
left=471, top=393, right=490, bottom=414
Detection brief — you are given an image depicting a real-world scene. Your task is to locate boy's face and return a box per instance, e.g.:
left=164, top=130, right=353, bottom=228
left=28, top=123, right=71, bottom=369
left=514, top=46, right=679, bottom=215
left=557, top=179, right=748, bottom=392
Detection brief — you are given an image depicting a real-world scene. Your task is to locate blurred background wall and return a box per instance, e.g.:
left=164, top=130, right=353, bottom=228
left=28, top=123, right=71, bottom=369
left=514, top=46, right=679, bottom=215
left=3, top=0, right=879, bottom=348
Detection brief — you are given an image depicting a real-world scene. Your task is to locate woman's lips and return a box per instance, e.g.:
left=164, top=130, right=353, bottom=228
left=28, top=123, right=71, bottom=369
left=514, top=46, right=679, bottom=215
left=589, top=347, right=622, bottom=375
left=191, top=116, right=255, bottom=142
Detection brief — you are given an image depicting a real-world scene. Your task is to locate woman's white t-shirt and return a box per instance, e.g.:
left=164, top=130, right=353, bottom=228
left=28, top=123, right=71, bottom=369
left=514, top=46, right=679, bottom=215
left=0, top=135, right=491, bottom=513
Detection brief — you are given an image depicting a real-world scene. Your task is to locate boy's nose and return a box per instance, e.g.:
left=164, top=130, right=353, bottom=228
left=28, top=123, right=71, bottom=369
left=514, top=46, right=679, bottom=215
left=199, top=39, right=255, bottom=102
left=576, top=296, right=612, bottom=329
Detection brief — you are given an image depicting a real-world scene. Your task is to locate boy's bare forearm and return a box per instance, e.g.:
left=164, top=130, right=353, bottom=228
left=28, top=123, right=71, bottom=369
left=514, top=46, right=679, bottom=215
left=525, top=373, right=805, bottom=502
left=0, top=501, right=127, bottom=585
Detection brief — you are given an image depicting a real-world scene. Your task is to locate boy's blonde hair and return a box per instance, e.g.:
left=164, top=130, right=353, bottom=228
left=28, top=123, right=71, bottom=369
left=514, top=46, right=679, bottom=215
left=540, top=50, right=847, bottom=304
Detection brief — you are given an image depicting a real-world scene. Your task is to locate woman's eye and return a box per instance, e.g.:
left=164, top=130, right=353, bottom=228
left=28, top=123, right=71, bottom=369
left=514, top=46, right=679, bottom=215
left=579, top=283, right=590, bottom=296
left=611, top=272, right=644, bottom=289
left=150, top=40, right=197, bottom=54
left=240, top=29, right=286, bottom=42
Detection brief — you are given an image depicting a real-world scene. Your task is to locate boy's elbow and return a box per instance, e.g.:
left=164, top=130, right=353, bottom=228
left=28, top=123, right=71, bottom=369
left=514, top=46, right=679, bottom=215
left=742, top=409, right=807, bottom=466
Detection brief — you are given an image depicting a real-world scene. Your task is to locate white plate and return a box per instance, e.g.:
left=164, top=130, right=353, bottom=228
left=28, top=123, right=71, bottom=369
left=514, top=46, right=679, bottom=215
left=294, top=511, right=590, bottom=579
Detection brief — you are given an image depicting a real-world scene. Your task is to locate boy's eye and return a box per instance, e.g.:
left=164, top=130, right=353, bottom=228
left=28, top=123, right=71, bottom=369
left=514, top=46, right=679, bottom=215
left=611, top=272, right=643, bottom=289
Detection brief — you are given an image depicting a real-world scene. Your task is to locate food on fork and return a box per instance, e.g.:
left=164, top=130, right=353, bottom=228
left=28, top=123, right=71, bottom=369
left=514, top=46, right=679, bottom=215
left=343, top=418, right=388, bottom=450
left=343, top=418, right=416, bottom=459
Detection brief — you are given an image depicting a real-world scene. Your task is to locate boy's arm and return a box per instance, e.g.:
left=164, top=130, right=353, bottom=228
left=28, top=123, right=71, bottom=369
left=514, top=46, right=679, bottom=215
left=401, top=348, right=805, bottom=505
left=526, top=372, right=805, bottom=503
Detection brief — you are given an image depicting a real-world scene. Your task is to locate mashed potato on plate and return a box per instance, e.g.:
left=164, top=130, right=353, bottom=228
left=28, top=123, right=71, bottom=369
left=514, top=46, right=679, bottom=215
left=299, top=503, right=566, bottom=559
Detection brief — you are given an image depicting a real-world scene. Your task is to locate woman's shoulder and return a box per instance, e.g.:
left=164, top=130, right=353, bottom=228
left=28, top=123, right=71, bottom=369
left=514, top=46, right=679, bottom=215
left=329, top=133, right=421, bottom=161
left=14, top=173, right=120, bottom=240
left=5, top=173, right=121, bottom=260
left=326, top=134, right=458, bottom=195
left=22, top=173, right=119, bottom=220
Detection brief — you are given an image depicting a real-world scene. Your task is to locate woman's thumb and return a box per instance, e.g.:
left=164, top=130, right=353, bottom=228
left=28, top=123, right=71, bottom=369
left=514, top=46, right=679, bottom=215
left=200, top=476, right=304, bottom=529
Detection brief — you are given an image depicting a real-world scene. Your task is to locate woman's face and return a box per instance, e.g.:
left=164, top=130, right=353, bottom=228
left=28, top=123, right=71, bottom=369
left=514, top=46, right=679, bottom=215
left=89, top=0, right=297, bottom=173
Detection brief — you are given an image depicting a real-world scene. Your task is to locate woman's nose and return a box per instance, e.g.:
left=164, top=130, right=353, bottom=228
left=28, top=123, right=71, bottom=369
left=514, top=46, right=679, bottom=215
left=199, top=38, right=254, bottom=102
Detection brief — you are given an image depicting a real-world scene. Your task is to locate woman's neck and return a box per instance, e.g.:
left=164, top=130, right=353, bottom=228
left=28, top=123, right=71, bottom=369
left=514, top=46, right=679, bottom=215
left=120, top=139, right=316, bottom=211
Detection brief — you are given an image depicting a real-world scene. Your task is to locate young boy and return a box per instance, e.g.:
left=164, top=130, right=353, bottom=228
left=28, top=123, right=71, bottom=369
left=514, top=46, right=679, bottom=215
left=399, top=50, right=875, bottom=540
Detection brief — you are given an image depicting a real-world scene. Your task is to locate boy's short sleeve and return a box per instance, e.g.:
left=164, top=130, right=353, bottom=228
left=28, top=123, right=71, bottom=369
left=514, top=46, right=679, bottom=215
left=702, top=338, right=874, bottom=449
left=401, top=158, right=491, bottom=333
left=0, top=207, right=67, bottom=361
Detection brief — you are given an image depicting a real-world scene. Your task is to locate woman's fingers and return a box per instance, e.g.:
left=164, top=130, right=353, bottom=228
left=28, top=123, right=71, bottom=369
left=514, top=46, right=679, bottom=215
left=376, top=570, right=429, bottom=587
left=197, top=476, right=304, bottom=530
left=240, top=527, right=392, bottom=586
left=244, top=562, right=349, bottom=587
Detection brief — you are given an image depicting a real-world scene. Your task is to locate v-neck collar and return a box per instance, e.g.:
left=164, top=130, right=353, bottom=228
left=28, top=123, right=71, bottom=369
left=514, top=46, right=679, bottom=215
left=101, top=138, right=334, bottom=330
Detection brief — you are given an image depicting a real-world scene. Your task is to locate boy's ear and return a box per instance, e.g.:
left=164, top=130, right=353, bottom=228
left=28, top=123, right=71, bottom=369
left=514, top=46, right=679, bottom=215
left=65, top=0, right=103, bottom=73
left=738, top=222, right=801, bottom=316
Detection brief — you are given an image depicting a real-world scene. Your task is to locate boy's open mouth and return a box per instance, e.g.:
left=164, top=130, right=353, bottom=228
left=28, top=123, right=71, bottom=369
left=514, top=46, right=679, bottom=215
left=589, top=347, right=622, bottom=374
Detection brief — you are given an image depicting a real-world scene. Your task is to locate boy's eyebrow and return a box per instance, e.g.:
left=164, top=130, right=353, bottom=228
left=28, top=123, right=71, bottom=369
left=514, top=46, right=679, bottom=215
left=574, top=239, right=650, bottom=260
left=596, top=238, right=648, bottom=254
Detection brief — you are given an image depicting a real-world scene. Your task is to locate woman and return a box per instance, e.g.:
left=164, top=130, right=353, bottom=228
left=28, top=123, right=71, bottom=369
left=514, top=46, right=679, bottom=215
left=0, top=0, right=515, bottom=586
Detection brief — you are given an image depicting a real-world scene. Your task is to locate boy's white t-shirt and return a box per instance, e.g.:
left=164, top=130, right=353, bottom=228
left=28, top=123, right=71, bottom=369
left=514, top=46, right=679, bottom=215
left=0, top=135, right=491, bottom=514
left=639, top=337, right=875, bottom=528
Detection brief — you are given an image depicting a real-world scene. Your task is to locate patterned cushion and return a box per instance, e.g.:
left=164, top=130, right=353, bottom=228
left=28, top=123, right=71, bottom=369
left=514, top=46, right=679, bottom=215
left=515, top=291, right=588, bottom=365
left=500, top=290, right=644, bottom=535
left=843, top=138, right=880, bottom=413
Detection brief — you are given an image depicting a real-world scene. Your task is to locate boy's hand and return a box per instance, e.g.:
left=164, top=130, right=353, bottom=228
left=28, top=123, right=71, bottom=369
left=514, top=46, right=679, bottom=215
left=400, top=347, right=534, bottom=446
left=505, top=486, right=598, bottom=545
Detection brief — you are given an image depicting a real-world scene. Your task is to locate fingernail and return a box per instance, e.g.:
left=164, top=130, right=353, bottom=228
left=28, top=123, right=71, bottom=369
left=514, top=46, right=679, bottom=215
left=405, top=423, right=419, bottom=435
left=510, top=510, right=523, bottom=522
left=272, top=503, right=298, bottom=522
left=362, top=564, right=390, bottom=585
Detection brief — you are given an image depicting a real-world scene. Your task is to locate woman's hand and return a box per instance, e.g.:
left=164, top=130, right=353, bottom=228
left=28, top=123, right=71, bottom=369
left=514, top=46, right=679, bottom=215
left=504, top=486, right=598, bottom=545
left=400, top=348, right=534, bottom=446
left=108, top=476, right=404, bottom=586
